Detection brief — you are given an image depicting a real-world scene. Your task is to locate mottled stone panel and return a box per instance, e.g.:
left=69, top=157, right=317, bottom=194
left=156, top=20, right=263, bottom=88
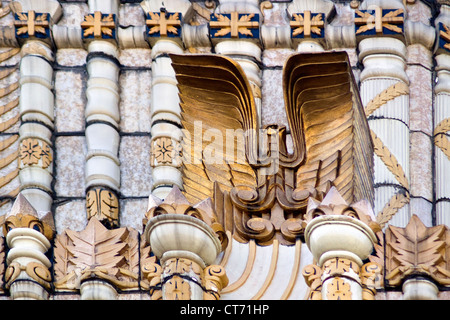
left=119, top=70, right=152, bottom=133
left=54, top=199, right=88, bottom=234
left=119, top=136, right=152, bottom=197
left=54, top=70, right=87, bottom=133
left=410, top=131, right=433, bottom=202
left=54, top=136, right=87, bottom=198
left=261, top=68, right=288, bottom=129
left=406, top=65, right=433, bottom=135
left=119, top=197, right=147, bottom=233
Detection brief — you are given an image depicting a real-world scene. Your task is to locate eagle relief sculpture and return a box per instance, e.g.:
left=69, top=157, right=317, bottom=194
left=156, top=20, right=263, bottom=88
left=169, top=51, right=374, bottom=246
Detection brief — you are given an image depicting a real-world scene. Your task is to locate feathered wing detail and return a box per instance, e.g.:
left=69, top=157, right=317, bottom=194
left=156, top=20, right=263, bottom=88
left=170, top=54, right=258, bottom=205
left=284, top=52, right=374, bottom=204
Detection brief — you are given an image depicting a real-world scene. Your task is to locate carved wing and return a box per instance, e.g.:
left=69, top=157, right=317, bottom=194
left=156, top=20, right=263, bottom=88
left=170, top=54, right=258, bottom=205
left=283, top=52, right=374, bottom=204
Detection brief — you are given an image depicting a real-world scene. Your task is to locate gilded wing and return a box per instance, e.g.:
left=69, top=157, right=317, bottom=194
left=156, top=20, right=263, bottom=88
left=283, top=52, right=374, bottom=204
left=170, top=54, right=258, bottom=205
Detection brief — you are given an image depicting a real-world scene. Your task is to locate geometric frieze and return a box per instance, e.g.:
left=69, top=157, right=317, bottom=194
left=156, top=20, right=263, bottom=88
left=290, top=11, right=325, bottom=39
left=14, top=11, right=51, bottom=41
left=81, top=11, right=116, bottom=41
left=209, top=12, right=260, bottom=39
left=438, top=22, right=450, bottom=55
left=145, top=10, right=182, bottom=38
left=355, top=8, right=404, bottom=40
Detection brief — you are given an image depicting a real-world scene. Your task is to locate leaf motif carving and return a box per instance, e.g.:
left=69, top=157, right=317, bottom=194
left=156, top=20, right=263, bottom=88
left=65, top=218, right=128, bottom=271
left=386, top=215, right=448, bottom=285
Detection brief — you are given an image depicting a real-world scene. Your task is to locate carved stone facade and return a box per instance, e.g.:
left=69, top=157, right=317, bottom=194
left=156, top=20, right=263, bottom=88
left=0, top=0, right=447, bottom=301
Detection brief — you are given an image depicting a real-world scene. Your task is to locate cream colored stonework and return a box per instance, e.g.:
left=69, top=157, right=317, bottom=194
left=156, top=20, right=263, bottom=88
left=0, top=0, right=446, bottom=301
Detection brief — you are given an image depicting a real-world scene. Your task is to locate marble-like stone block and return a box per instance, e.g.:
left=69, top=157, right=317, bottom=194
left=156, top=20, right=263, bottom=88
left=54, top=70, right=86, bottom=133
left=407, top=65, right=433, bottom=135
left=54, top=136, right=86, bottom=198
left=119, top=197, right=148, bottom=232
left=409, top=131, right=433, bottom=201
left=261, top=69, right=289, bottom=129
left=119, top=70, right=152, bottom=133
left=56, top=49, right=88, bottom=67
left=54, top=199, right=88, bottom=234
left=119, top=136, right=152, bottom=197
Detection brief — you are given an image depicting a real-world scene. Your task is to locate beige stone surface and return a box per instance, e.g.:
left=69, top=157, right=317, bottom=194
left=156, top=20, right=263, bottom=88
left=119, top=48, right=152, bottom=67
left=56, top=49, right=88, bottom=67
left=57, top=2, right=89, bottom=27
left=409, top=131, right=433, bottom=201
left=54, top=70, right=86, bottom=133
left=119, top=70, right=152, bottom=133
left=119, top=3, right=145, bottom=27
left=54, top=199, right=88, bottom=234
left=261, top=68, right=289, bottom=129
left=54, top=136, right=87, bottom=197
left=407, top=65, right=433, bottom=135
left=119, top=197, right=147, bottom=232
left=119, top=136, right=152, bottom=197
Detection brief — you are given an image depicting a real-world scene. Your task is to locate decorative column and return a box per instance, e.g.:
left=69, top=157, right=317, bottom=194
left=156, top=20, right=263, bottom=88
left=434, top=3, right=450, bottom=227
left=302, top=187, right=382, bottom=300
left=209, top=0, right=263, bottom=124
left=12, top=1, right=62, bottom=212
left=141, top=0, right=193, bottom=199
left=81, top=1, right=121, bottom=228
left=144, top=186, right=228, bottom=300
left=356, top=0, right=411, bottom=228
left=1, top=194, right=54, bottom=300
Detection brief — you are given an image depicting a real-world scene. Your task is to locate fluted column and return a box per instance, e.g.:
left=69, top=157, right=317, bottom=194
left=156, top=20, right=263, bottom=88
left=434, top=4, right=450, bottom=227
left=356, top=0, right=410, bottom=228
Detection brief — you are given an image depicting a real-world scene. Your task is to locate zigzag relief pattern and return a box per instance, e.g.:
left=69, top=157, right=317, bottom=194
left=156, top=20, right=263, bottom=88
left=0, top=48, right=21, bottom=212
left=364, top=82, right=410, bottom=227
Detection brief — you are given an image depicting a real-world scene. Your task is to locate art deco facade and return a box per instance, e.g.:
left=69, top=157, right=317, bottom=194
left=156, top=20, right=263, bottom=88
left=0, top=0, right=449, bottom=300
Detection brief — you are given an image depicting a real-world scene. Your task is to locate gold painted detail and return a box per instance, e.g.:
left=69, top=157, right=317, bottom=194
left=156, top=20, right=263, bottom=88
left=14, top=11, right=50, bottom=37
left=360, top=262, right=383, bottom=300
left=86, top=186, right=119, bottom=228
left=290, top=11, right=324, bottom=38
left=203, top=265, right=229, bottom=300
left=0, top=193, right=55, bottom=240
left=209, top=12, right=259, bottom=38
left=81, top=11, right=116, bottom=39
left=355, top=8, right=404, bottom=36
left=150, top=136, right=180, bottom=166
left=303, top=258, right=383, bottom=300
left=0, top=47, right=20, bottom=207
left=53, top=217, right=140, bottom=292
left=364, top=82, right=409, bottom=117
left=19, top=138, right=52, bottom=169
left=434, top=118, right=450, bottom=161
left=439, top=23, right=450, bottom=52
left=326, top=277, right=352, bottom=300
left=302, top=264, right=323, bottom=300
left=5, top=261, right=52, bottom=290
left=146, top=11, right=181, bottom=37
left=170, top=52, right=374, bottom=245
